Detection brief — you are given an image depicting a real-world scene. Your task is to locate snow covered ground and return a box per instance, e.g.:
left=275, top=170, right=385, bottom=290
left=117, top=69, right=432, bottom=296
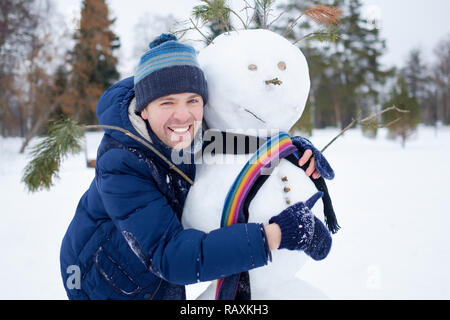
left=1, top=125, right=449, bottom=299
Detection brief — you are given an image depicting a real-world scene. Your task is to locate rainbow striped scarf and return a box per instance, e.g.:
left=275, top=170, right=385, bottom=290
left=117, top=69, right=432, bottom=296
left=215, top=132, right=298, bottom=300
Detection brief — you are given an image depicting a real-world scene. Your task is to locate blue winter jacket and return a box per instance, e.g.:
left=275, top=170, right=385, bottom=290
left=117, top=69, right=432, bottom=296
left=59, top=77, right=270, bottom=300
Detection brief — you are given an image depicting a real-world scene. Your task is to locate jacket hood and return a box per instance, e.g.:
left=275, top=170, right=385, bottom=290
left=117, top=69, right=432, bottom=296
left=96, top=77, right=150, bottom=149
left=96, top=77, right=198, bottom=178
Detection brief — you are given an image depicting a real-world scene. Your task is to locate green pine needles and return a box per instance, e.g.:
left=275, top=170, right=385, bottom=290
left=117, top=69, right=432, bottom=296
left=193, top=0, right=230, bottom=23
left=22, top=118, right=84, bottom=192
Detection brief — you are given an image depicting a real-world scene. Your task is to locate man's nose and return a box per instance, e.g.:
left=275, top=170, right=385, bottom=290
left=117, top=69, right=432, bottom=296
left=172, top=105, right=192, bottom=123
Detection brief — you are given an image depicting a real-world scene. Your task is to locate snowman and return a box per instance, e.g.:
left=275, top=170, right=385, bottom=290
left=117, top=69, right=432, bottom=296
left=182, top=29, right=336, bottom=300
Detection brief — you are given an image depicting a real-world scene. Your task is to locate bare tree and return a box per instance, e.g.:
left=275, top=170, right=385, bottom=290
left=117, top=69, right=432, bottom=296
left=17, top=0, right=71, bottom=152
left=0, top=0, right=39, bottom=136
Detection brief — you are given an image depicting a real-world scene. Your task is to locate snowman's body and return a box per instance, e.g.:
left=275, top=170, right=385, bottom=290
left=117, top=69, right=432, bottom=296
left=181, top=29, right=329, bottom=299
left=183, top=153, right=328, bottom=299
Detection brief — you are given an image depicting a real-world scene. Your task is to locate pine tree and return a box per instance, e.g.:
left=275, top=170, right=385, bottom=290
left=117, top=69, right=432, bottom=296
left=291, top=46, right=327, bottom=136
left=401, top=49, right=428, bottom=100
left=383, top=76, right=421, bottom=148
left=272, top=1, right=341, bottom=134
left=400, top=48, right=434, bottom=125
left=65, top=0, right=120, bottom=124
left=291, top=101, right=314, bottom=136
left=330, top=0, right=392, bottom=129
left=274, top=0, right=341, bottom=132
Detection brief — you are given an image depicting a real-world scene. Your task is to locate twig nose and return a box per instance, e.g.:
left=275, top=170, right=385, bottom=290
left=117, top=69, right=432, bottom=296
left=265, top=77, right=283, bottom=85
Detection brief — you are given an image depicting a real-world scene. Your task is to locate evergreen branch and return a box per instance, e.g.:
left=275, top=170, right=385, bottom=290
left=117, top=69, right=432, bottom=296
left=191, top=0, right=248, bottom=32
left=22, top=119, right=195, bottom=193
left=22, top=118, right=84, bottom=192
left=320, top=105, right=410, bottom=153
left=192, top=0, right=231, bottom=32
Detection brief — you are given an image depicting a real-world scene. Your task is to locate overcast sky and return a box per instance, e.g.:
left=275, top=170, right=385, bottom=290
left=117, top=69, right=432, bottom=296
left=57, top=0, right=450, bottom=77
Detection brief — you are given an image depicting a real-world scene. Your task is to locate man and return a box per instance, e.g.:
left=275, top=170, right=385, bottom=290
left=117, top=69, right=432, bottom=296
left=60, top=34, right=331, bottom=300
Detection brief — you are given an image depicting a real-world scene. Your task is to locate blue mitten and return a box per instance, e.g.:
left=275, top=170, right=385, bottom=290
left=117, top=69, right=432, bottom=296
left=269, top=191, right=332, bottom=261
left=291, top=136, right=335, bottom=180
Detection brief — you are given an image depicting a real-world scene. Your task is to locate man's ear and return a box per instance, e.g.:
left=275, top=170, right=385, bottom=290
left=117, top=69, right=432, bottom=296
left=141, top=108, right=148, bottom=120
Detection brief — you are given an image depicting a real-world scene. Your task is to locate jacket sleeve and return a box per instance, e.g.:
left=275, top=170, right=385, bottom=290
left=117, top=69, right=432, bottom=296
left=96, top=148, right=270, bottom=285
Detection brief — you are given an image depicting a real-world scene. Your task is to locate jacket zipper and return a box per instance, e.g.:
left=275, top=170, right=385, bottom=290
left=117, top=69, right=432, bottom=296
left=148, top=278, right=163, bottom=300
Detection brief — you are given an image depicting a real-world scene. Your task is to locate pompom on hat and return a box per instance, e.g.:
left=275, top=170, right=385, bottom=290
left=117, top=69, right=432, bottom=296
left=134, top=33, right=208, bottom=112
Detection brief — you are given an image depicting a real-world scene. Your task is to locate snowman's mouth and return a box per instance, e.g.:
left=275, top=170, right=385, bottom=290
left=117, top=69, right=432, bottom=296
left=244, top=108, right=266, bottom=124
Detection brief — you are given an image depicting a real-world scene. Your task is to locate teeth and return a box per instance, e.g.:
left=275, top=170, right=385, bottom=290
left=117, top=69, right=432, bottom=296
left=171, top=126, right=190, bottom=133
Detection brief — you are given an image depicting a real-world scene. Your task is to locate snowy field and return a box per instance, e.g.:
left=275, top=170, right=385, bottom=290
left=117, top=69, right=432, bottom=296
left=1, top=125, right=449, bottom=300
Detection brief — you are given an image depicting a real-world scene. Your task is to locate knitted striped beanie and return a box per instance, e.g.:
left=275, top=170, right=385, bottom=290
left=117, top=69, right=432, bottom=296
left=134, top=33, right=208, bottom=112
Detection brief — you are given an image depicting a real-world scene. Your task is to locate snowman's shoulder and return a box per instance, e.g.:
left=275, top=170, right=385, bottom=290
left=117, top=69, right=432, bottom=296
left=276, top=158, right=308, bottom=176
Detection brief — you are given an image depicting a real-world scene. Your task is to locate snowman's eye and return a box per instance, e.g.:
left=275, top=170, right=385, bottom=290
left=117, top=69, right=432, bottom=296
left=278, top=61, right=287, bottom=70
left=248, top=64, right=257, bottom=71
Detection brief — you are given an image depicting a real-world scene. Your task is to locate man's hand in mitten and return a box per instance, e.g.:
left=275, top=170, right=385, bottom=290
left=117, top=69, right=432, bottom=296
left=291, top=136, right=335, bottom=180
left=268, top=191, right=332, bottom=261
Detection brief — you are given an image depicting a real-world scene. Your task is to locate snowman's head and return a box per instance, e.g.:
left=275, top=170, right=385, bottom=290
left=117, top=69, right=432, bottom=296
left=198, top=29, right=310, bottom=134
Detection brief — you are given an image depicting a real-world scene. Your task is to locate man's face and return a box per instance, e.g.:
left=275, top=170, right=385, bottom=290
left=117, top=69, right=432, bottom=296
left=141, top=92, right=204, bottom=150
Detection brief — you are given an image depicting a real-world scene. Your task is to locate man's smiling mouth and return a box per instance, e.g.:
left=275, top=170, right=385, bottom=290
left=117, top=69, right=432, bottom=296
left=168, top=126, right=191, bottom=133
left=168, top=125, right=193, bottom=135
left=244, top=108, right=266, bottom=124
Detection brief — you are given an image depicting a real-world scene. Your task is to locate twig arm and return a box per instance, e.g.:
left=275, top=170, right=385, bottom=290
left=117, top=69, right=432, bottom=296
left=320, top=118, right=357, bottom=153
left=320, top=105, right=410, bottom=153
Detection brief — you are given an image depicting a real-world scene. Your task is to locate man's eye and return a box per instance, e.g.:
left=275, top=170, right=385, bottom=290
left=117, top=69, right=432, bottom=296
left=161, top=101, right=172, bottom=106
left=189, top=99, right=199, bottom=104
